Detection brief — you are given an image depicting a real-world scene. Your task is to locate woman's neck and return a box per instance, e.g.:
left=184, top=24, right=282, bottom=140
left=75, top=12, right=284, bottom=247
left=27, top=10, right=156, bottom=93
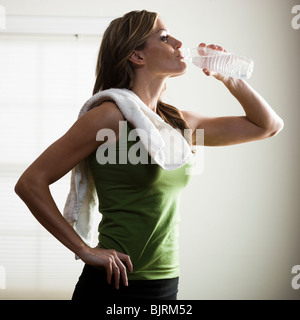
left=131, top=75, right=167, bottom=113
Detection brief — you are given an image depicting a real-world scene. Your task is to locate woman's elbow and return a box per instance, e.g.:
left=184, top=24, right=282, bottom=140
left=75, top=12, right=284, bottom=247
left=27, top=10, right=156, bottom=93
left=259, top=116, right=284, bottom=139
left=14, top=175, right=31, bottom=199
left=15, top=172, right=40, bottom=200
left=268, top=117, right=284, bottom=137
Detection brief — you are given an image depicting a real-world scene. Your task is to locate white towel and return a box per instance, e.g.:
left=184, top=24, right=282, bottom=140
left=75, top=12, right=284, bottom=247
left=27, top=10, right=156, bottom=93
left=63, top=88, right=193, bottom=249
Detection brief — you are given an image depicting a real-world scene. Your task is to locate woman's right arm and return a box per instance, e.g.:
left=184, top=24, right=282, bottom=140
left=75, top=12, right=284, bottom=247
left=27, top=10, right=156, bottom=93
left=14, top=102, right=133, bottom=289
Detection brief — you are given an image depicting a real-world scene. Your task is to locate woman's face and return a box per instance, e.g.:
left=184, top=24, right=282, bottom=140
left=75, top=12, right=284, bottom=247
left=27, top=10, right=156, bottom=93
left=139, top=18, right=186, bottom=78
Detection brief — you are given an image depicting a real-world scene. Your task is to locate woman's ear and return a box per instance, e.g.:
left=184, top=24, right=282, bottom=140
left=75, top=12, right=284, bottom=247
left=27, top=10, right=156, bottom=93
left=129, top=50, right=145, bottom=66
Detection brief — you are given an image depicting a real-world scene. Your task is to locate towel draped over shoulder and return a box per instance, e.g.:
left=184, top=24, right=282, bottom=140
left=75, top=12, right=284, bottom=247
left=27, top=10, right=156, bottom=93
left=63, top=88, right=193, bottom=248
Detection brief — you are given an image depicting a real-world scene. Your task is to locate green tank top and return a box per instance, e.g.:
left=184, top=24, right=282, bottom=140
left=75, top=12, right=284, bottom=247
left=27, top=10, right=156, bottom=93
left=88, top=121, right=192, bottom=280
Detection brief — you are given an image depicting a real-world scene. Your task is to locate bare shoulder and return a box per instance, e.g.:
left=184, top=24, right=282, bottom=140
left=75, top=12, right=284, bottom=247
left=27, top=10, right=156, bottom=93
left=88, top=101, right=124, bottom=120
left=60, top=100, right=126, bottom=152
left=76, top=101, right=124, bottom=136
left=82, top=101, right=125, bottom=132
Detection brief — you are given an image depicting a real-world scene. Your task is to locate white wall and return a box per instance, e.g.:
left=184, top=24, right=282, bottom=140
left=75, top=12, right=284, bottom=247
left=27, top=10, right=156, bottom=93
left=1, top=0, right=299, bottom=299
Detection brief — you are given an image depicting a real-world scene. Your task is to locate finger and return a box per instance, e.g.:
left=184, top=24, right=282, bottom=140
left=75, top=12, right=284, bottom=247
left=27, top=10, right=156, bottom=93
left=207, top=44, right=216, bottom=50
left=215, top=45, right=223, bottom=51
left=107, top=251, right=123, bottom=289
left=197, top=44, right=206, bottom=56
left=202, top=68, right=211, bottom=76
left=112, top=262, right=120, bottom=289
left=116, top=252, right=133, bottom=287
left=106, top=251, right=123, bottom=289
left=115, top=258, right=128, bottom=287
left=105, top=258, right=113, bottom=285
left=117, top=252, right=133, bottom=272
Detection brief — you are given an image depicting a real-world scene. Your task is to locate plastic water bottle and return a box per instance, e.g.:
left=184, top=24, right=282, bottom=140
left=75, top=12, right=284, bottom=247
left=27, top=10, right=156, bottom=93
left=182, top=47, right=254, bottom=80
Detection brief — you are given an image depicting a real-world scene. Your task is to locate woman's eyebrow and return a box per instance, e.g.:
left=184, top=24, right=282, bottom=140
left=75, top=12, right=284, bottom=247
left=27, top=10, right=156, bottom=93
left=156, top=28, right=169, bottom=33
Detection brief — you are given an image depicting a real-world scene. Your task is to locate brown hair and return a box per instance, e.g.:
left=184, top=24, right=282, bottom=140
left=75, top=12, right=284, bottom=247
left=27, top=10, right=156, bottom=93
left=93, top=10, right=191, bottom=137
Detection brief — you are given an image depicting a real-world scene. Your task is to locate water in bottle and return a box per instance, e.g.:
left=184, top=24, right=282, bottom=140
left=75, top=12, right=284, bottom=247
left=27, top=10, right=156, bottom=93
left=182, top=47, right=254, bottom=80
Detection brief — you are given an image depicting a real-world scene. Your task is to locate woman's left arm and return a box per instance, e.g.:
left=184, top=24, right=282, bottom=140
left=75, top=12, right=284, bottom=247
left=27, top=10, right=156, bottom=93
left=182, top=45, right=284, bottom=146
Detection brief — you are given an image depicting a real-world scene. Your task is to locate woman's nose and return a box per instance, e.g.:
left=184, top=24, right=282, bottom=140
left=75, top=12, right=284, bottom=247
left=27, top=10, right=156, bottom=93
left=170, top=36, right=182, bottom=49
left=174, top=38, right=182, bottom=49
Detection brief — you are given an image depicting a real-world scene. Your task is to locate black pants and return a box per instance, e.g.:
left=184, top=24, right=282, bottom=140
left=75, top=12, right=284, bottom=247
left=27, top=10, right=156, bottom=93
left=72, top=264, right=179, bottom=300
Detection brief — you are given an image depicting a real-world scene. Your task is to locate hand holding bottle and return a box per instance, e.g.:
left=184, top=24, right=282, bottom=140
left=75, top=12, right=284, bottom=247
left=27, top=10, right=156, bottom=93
left=197, top=43, right=228, bottom=80
left=183, top=43, right=254, bottom=80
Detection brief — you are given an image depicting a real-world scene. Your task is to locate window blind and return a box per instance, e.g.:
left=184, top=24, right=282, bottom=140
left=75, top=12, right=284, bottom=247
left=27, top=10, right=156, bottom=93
left=0, top=33, right=102, bottom=299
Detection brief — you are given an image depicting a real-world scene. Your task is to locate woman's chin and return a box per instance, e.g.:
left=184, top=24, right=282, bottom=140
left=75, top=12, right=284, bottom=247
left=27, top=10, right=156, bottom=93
left=170, top=64, right=187, bottom=78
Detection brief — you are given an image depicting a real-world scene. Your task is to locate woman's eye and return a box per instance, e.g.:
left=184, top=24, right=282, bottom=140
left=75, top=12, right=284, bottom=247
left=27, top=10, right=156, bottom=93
left=161, top=35, right=169, bottom=42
